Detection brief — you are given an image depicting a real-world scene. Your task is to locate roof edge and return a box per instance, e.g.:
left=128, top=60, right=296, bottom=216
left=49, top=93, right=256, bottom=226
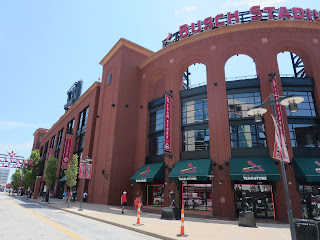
left=99, top=38, right=154, bottom=66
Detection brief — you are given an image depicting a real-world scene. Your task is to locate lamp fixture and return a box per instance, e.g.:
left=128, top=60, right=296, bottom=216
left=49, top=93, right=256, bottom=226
left=247, top=107, right=267, bottom=122
left=280, top=96, right=304, bottom=113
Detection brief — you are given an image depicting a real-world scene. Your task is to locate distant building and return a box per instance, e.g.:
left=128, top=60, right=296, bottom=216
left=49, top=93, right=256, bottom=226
left=0, top=168, right=10, bottom=188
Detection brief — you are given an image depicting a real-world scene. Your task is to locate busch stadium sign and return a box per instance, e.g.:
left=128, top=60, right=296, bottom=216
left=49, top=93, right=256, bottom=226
left=163, top=6, right=320, bottom=47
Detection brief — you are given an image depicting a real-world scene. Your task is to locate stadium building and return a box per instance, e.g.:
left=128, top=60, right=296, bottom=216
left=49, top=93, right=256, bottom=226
left=33, top=6, right=320, bottom=221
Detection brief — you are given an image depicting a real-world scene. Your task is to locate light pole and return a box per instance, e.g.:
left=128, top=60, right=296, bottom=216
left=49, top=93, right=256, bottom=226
left=78, top=156, right=92, bottom=211
left=247, top=73, right=304, bottom=240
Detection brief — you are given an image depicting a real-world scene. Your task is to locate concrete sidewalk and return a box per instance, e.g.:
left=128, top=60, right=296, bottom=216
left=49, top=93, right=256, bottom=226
left=31, top=197, right=290, bottom=240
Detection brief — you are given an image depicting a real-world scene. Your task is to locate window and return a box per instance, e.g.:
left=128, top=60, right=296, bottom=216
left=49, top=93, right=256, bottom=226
left=67, top=119, right=75, bottom=134
left=228, top=92, right=261, bottom=118
left=183, top=184, right=212, bottom=211
left=288, top=123, right=320, bottom=147
left=283, top=91, right=316, bottom=117
left=50, top=136, right=55, bottom=148
left=230, top=124, right=266, bottom=148
left=149, top=109, right=164, bottom=132
left=56, top=128, right=64, bottom=149
left=149, top=135, right=164, bottom=155
left=183, top=128, right=209, bottom=151
left=79, top=107, right=89, bottom=131
left=182, top=99, right=208, bottom=125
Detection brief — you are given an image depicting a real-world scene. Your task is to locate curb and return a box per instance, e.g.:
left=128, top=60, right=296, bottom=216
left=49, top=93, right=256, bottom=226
left=32, top=199, right=176, bottom=240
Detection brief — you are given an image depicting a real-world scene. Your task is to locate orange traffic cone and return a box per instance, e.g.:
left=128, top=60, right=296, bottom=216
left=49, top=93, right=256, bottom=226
left=133, top=203, right=144, bottom=226
left=177, top=205, right=188, bottom=237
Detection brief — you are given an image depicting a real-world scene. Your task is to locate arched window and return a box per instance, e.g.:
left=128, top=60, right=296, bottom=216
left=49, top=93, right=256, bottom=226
left=277, top=52, right=320, bottom=148
left=225, top=55, right=266, bottom=149
left=181, top=63, right=209, bottom=155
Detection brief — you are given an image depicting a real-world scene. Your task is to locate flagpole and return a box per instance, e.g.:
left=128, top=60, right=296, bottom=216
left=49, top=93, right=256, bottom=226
left=270, top=93, right=296, bottom=240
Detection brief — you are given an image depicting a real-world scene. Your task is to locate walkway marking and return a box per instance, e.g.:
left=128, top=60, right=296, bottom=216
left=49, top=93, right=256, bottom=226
left=6, top=199, right=86, bottom=240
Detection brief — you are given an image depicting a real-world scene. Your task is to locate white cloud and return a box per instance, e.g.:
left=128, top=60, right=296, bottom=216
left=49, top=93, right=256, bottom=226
left=174, top=5, right=197, bottom=16
left=222, top=0, right=288, bottom=11
left=184, top=6, right=197, bottom=13
left=0, top=121, right=44, bottom=128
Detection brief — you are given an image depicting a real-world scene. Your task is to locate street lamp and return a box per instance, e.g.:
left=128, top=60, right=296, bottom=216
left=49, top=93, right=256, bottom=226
left=247, top=75, right=304, bottom=240
left=78, top=156, right=92, bottom=211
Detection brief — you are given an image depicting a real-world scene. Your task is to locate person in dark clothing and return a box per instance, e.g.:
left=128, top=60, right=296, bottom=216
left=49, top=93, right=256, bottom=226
left=72, top=191, right=77, bottom=203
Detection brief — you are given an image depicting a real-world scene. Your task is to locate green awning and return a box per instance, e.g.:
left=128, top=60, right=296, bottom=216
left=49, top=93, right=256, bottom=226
left=294, top=158, right=320, bottom=182
left=130, top=162, right=165, bottom=183
left=169, top=159, right=212, bottom=182
left=230, top=158, right=280, bottom=181
left=59, top=176, right=66, bottom=182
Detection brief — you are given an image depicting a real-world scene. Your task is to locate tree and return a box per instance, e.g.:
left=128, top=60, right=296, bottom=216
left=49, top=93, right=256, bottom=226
left=65, top=154, right=79, bottom=207
left=22, top=150, right=40, bottom=190
left=44, top=155, right=58, bottom=202
left=11, top=169, right=22, bottom=190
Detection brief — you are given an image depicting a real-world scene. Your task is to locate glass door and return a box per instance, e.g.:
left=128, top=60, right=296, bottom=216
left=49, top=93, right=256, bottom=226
left=255, top=195, right=267, bottom=218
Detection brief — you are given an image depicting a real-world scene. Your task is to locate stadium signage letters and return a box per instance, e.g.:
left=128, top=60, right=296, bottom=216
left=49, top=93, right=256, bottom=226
left=163, top=6, right=320, bottom=47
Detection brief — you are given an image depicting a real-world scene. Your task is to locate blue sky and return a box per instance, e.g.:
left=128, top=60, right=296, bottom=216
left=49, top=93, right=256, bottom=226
left=1, top=0, right=319, bottom=182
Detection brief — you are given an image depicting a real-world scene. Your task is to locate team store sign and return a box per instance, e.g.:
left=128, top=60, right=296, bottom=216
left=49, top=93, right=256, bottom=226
left=163, top=6, right=320, bottom=47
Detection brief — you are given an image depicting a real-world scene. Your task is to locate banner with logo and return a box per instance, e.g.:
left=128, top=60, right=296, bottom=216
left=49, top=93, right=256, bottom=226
left=164, top=93, right=171, bottom=152
left=79, top=162, right=85, bottom=178
left=61, top=134, right=73, bottom=169
left=85, top=164, right=92, bottom=179
left=78, top=163, right=92, bottom=179
left=271, top=76, right=289, bottom=162
left=271, top=115, right=289, bottom=162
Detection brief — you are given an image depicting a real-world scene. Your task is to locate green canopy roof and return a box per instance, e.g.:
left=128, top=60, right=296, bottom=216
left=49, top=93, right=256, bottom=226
left=230, top=158, right=280, bottom=181
left=130, top=162, right=165, bottom=183
left=169, top=159, right=212, bottom=182
left=59, top=176, right=66, bottom=182
left=294, top=158, right=320, bottom=182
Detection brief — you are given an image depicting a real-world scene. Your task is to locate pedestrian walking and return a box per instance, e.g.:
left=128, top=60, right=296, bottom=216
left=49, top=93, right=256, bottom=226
left=66, top=191, right=71, bottom=203
left=121, top=191, right=127, bottom=214
left=62, top=191, right=67, bottom=201
left=83, top=192, right=88, bottom=202
left=72, top=191, right=77, bottom=202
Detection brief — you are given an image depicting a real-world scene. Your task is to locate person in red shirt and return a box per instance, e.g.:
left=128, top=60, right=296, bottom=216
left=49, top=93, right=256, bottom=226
left=121, top=191, right=127, bottom=214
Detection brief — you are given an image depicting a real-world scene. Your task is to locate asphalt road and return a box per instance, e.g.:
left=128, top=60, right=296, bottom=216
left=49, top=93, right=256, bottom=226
left=0, top=193, right=159, bottom=240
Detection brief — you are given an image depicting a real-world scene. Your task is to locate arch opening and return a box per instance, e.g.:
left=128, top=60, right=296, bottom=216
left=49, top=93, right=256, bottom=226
left=182, top=63, right=207, bottom=90
left=225, top=54, right=257, bottom=81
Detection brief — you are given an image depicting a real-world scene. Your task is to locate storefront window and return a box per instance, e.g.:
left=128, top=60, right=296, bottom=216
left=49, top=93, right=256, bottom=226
left=289, top=123, right=320, bottom=147
left=182, top=128, right=209, bottom=151
left=230, top=124, right=266, bottom=148
left=182, top=99, right=208, bottom=125
left=183, top=184, right=212, bottom=211
left=147, top=185, right=164, bottom=206
left=299, top=185, right=320, bottom=219
left=228, top=92, right=261, bottom=118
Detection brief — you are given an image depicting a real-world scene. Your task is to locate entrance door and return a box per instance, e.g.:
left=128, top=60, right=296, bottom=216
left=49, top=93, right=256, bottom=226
left=246, top=192, right=271, bottom=219
left=234, top=184, right=274, bottom=219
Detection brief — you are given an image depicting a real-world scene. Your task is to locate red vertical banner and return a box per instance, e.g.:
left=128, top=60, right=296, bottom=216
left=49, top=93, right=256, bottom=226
left=164, top=93, right=171, bottom=153
left=78, top=162, right=85, bottom=178
left=42, top=148, right=55, bottom=181
left=271, top=76, right=289, bottom=162
left=61, top=134, right=73, bottom=169
left=85, top=164, right=92, bottom=179
left=271, top=76, right=285, bottom=138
